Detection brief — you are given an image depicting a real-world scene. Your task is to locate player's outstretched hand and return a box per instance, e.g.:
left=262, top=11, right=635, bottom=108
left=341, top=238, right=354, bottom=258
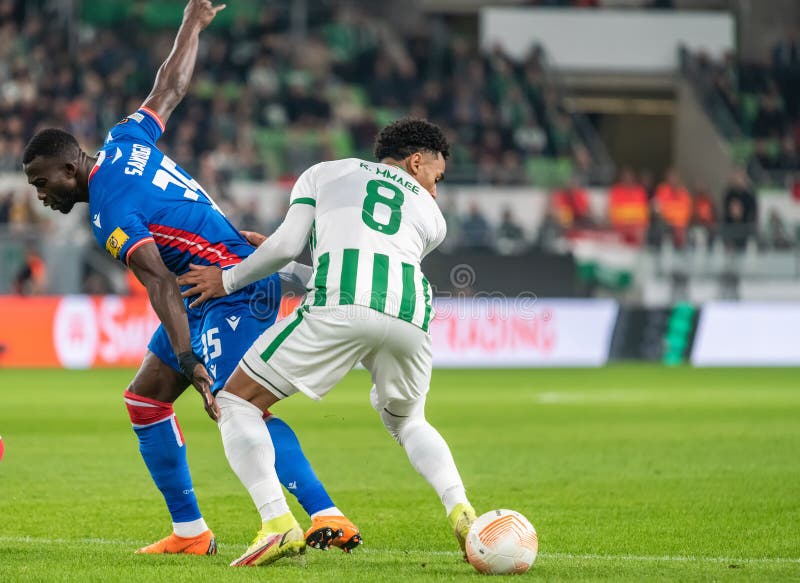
left=191, top=362, right=220, bottom=421
left=177, top=264, right=227, bottom=308
left=184, top=0, right=226, bottom=31
left=240, top=230, right=267, bottom=247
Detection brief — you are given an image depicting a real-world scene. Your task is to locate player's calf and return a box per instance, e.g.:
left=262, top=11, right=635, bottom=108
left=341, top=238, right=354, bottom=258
left=124, top=390, right=209, bottom=541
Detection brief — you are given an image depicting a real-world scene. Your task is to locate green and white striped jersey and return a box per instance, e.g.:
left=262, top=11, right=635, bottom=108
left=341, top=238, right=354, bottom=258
left=290, top=158, right=446, bottom=332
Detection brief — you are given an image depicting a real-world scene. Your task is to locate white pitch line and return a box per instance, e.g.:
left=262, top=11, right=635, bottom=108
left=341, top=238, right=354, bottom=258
left=0, top=536, right=798, bottom=565
left=539, top=552, right=800, bottom=565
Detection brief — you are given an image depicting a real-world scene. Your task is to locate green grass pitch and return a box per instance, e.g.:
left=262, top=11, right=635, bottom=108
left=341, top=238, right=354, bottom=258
left=0, top=365, right=799, bottom=582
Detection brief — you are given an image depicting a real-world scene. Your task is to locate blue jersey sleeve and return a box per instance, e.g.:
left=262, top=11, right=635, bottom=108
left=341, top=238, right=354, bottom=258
left=92, top=197, right=155, bottom=266
left=104, top=107, right=165, bottom=147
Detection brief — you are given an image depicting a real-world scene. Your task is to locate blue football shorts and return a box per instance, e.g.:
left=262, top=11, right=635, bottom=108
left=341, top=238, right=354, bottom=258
left=147, top=274, right=282, bottom=393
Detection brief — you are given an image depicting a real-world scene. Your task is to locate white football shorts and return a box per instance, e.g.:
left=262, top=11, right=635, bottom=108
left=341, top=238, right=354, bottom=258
left=239, top=304, right=432, bottom=406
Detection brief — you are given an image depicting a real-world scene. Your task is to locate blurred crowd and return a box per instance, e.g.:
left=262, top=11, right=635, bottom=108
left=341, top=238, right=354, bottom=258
left=448, top=166, right=793, bottom=256
left=524, top=0, right=675, bottom=7
left=690, top=33, right=800, bottom=180
left=0, top=1, right=590, bottom=193
left=1, top=1, right=798, bottom=296
left=560, top=166, right=785, bottom=251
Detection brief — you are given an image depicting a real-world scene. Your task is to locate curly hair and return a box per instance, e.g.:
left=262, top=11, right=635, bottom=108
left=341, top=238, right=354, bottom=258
left=22, top=129, right=80, bottom=165
left=374, top=118, right=450, bottom=161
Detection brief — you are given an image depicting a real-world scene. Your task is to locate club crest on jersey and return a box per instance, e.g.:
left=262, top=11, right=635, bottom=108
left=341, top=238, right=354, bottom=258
left=115, top=112, right=144, bottom=126
left=105, top=227, right=129, bottom=258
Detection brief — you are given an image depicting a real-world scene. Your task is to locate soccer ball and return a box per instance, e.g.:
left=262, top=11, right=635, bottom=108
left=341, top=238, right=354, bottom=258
left=465, top=509, right=538, bottom=575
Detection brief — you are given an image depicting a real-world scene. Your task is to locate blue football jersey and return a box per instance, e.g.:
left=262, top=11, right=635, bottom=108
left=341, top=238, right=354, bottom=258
left=88, top=107, right=254, bottom=274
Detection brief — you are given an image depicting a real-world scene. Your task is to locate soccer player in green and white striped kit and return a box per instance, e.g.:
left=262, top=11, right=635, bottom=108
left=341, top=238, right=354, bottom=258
left=178, top=119, right=477, bottom=567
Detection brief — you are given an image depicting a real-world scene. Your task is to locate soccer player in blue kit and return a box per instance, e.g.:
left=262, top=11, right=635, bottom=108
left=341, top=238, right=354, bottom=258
left=22, top=0, right=359, bottom=557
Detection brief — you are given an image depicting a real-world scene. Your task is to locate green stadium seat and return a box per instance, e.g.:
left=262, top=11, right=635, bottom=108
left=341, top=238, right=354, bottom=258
left=553, top=157, right=575, bottom=187
left=141, top=1, right=186, bottom=28
left=80, top=0, right=129, bottom=25
left=329, top=128, right=355, bottom=160
left=254, top=129, right=288, bottom=178
left=729, top=139, right=754, bottom=165
left=525, top=157, right=572, bottom=188
left=373, top=108, right=400, bottom=130
left=739, top=93, right=760, bottom=134
left=135, top=0, right=260, bottom=29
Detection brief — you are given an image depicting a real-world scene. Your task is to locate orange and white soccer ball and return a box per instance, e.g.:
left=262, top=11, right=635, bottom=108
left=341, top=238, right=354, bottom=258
left=465, top=509, right=538, bottom=575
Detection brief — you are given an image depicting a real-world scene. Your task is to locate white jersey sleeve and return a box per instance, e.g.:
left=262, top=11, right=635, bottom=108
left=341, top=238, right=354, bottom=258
left=422, top=216, right=447, bottom=259
left=289, top=163, right=320, bottom=208
left=222, top=165, right=323, bottom=293
left=222, top=203, right=314, bottom=293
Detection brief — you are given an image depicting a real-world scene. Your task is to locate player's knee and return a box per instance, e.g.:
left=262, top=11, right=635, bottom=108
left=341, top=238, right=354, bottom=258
left=216, top=391, right=264, bottom=445
left=379, top=403, right=426, bottom=445
left=124, top=389, right=174, bottom=426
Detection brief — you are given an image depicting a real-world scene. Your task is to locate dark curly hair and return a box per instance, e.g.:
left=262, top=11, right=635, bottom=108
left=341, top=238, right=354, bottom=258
left=374, top=118, right=450, bottom=161
left=23, top=129, right=80, bottom=165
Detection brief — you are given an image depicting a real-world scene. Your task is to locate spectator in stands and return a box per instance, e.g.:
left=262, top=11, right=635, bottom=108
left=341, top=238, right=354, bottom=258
left=753, top=89, right=787, bottom=139
left=495, top=208, right=527, bottom=255
left=536, top=199, right=565, bottom=253
left=772, top=30, right=800, bottom=67
left=0, top=5, right=593, bottom=188
left=549, top=113, right=577, bottom=157
left=766, top=209, right=793, bottom=250
left=777, top=134, right=800, bottom=170
left=690, top=182, right=717, bottom=246
left=654, top=168, right=692, bottom=247
left=461, top=202, right=493, bottom=251
left=438, top=198, right=462, bottom=253
left=751, top=139, right=778, bottom=172
left=792, top=173, right=800, bottom=202
left=0, top=191, right=11, bottom=224
left=7, top=192, right=39, bottom=233
left=639, top=169, right=656, bottom=201
left=550, top=177, right=593, bottom=230
left=13, top=245, right=47, bottom=295
left=495, top=151, right=527, bottom=186
left=512, top=120, right=547, bottom=156
left=83, top=271, right=112, bottom=295
left=722, top=168, right=758, bottom=250
left=0, top=136, right=19, bottom=171
left=608, top=168, right=649, bottom=245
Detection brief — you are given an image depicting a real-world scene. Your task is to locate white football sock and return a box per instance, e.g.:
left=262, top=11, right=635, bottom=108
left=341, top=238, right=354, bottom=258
left=398, top=419, right=469, bottom=515
left=217, top=391, right=289, bottom=522
left=441, top=485, right=469, bottom=515
left=173, top=517, right=209, bottom=538
left=310, top=506, right=344, bottom=519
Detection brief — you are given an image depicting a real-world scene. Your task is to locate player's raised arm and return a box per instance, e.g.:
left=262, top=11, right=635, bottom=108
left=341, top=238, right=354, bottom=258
left=128, top=242, right=220, bottom=421
left=140, top=0, right=225, bottom=126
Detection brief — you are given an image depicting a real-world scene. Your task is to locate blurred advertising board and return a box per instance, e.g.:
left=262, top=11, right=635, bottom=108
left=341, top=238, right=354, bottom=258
left=0, top=295, right=299, bottom=369
left=691, top=302, right=800, bottom=366
left=0, top=296, right=618, bottom=369
left=429, top=298, right=618, bottom=368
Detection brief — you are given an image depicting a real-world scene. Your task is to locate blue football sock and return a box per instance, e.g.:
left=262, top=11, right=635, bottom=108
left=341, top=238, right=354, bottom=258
left=125, top=391, right=202, bottom=524
left=267, top=416, right=335, bottom=516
